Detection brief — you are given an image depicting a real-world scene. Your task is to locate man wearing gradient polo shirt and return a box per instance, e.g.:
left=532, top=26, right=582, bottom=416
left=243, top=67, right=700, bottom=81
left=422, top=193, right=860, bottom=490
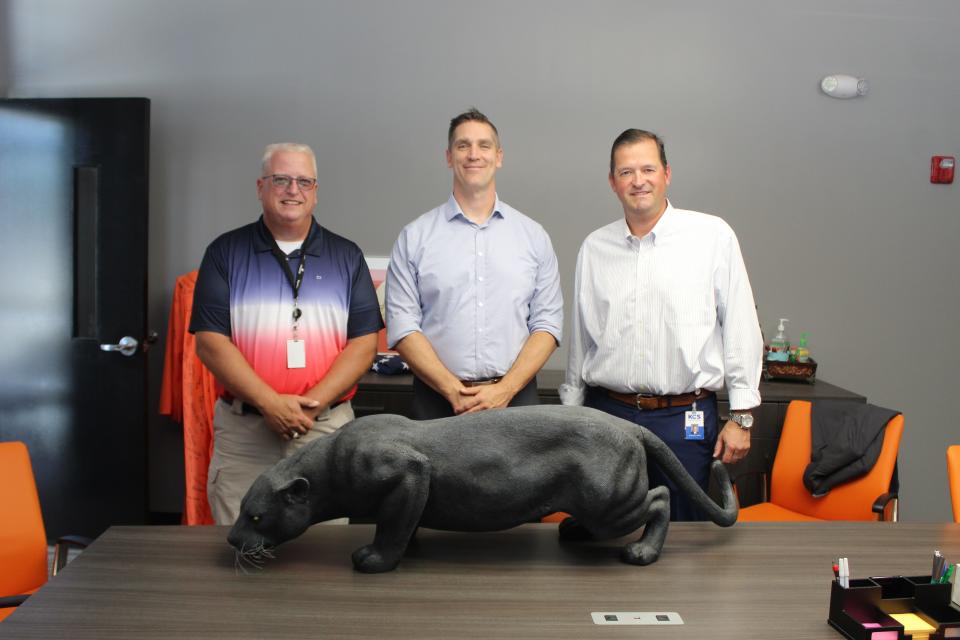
left=190, top=142, right=382, bottom=524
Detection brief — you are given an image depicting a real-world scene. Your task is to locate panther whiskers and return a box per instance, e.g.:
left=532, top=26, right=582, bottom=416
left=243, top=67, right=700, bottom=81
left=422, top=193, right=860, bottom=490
left=234, top=540, right=276, bottom=575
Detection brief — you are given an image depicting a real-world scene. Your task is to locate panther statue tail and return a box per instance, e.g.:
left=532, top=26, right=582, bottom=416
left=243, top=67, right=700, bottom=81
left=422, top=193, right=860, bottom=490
left=639, top=425, right=739, bottom=526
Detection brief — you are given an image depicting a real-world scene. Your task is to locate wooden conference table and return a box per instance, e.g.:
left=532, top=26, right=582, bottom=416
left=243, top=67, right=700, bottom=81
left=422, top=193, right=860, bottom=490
left=2, top=523, right=958, bottom=639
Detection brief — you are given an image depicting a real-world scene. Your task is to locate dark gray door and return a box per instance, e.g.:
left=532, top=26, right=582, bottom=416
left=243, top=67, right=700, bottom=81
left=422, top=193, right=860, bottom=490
left=0, top=98, right=150, bottom=539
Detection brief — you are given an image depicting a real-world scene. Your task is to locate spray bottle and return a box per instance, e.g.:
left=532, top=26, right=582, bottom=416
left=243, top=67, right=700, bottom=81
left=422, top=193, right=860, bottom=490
left=767, top=318, right=790, bottom=362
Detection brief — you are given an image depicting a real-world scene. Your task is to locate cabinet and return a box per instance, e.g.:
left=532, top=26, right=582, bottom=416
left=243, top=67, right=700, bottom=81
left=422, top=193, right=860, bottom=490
left=353, top=370, right=865, bottom=507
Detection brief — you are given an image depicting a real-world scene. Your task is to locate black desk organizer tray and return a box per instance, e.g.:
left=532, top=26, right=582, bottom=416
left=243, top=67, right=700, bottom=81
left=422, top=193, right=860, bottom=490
left=828, top=575, right=960, bottom=639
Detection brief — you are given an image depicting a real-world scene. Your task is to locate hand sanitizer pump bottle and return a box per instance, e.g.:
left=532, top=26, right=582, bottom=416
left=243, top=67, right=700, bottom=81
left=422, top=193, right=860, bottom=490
left=767, top=318, right=790, bottom=362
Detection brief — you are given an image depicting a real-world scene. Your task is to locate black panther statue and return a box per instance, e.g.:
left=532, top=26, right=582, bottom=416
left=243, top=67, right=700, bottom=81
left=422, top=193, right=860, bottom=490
left=227, top=405, right=737, bottom=573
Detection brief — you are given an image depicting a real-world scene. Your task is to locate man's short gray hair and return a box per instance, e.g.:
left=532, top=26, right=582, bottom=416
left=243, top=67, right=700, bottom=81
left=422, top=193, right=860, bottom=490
left=261, top=143, right=317, bottom=176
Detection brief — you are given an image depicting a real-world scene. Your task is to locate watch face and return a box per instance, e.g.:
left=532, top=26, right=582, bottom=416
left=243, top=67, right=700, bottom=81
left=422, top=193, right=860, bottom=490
left=737, top=414, right=754, bottom=429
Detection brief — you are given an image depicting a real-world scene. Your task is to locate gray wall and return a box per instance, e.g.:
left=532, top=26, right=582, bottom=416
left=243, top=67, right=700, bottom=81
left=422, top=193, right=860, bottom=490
left=5, top=0, right=959, bottom=520
left=0, top=1, right=9, bottom=97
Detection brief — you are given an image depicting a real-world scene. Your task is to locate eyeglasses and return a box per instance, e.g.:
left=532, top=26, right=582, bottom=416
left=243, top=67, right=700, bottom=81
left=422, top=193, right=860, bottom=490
left=262, top=174, right=318, bottom=191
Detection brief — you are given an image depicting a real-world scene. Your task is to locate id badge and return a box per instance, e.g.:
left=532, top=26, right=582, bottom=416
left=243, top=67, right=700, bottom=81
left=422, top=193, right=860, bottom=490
left=287, top=339, right=306, bottom=369
left=684, top=410, right=705, bottom=440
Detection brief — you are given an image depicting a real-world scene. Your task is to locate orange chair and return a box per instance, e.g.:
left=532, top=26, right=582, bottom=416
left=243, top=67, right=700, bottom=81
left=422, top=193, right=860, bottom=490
left=0, top=442, right=88, bottom=622
left=541, top=512, right=570, bottom=523
left=948, top=445, right=960, bottom=523
left=737, top=401, right=903, bottom=522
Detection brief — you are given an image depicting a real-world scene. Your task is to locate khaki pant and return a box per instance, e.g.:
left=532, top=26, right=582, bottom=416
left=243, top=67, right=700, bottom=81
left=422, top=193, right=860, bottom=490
left=207, top=399, right=354, bottom=525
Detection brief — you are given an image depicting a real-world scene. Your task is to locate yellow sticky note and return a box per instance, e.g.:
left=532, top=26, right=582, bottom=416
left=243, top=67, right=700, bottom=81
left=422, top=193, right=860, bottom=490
left=889, top=612, right=935, bottom=638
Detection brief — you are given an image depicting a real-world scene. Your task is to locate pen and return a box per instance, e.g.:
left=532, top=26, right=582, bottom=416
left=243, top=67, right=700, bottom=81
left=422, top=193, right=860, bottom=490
left=932, top=551, right=943, bottom=583
left=940, top=563, right=955, bottom=585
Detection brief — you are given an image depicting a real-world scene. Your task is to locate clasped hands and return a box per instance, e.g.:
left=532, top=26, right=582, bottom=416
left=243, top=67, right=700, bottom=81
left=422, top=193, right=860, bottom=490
left=260, top=394, right=324, bottom=441
left=446, top=381, right=516, bottom=415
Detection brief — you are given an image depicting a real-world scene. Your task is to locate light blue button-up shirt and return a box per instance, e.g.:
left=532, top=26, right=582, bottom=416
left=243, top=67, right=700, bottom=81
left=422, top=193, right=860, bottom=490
left=386, top=195, right=563, bottom=380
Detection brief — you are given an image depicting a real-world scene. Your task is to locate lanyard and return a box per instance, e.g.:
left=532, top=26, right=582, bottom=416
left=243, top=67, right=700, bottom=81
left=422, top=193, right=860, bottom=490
left=269, top=225, right=312, bottom=324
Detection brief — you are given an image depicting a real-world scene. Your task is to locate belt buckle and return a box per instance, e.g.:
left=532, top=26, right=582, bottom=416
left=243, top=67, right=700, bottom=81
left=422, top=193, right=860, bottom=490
left=635, top=393, right=656, bottom=411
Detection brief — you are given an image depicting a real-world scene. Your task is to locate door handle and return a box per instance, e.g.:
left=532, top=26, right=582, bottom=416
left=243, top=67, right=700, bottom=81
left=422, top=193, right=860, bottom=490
left=100, top=336, right=139, bottom=357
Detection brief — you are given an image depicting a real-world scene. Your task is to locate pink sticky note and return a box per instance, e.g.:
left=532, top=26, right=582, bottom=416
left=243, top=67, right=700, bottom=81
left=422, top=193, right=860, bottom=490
left=861, top=623, right=899, bottom=640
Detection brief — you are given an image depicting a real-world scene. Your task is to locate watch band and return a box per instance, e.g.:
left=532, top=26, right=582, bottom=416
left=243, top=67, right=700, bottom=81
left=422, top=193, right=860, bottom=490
left=730, top=411, right=754, bottom=430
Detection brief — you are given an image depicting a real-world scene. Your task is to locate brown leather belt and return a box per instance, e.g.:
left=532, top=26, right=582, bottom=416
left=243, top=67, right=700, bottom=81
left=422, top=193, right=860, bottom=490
left=599, top=387, right=714, bottom=411
left=460, top=377, right=502, bottom=387
left=220, top=393, right=343, bottom=416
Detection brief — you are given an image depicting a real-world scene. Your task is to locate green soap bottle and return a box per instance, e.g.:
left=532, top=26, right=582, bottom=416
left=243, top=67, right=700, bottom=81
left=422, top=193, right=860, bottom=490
left=795, top=333, right=811, bottom=363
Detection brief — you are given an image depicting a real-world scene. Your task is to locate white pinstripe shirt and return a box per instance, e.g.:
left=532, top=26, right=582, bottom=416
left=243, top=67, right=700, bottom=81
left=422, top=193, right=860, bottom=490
left=559, top=203, right=763, bottom=411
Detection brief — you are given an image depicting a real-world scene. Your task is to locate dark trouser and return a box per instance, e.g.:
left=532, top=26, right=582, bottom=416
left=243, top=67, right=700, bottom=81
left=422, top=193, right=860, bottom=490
left=584, top=386, right=719, bottom=522
left=411, top=376, right=540, bottom=420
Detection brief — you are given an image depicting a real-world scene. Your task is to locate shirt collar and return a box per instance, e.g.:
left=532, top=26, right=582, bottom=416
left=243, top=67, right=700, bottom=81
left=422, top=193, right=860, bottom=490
left=444, top=193, right=506, bottom=223
left=619, top=199, right=676, bottom=246
left=254, top=215, right=324, bottom=256
left=649, top=200, right=677, bottom=240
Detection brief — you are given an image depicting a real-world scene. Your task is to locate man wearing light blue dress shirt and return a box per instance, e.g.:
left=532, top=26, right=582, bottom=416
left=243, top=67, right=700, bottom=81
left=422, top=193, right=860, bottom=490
left=386, top=109, right=563, bottom=419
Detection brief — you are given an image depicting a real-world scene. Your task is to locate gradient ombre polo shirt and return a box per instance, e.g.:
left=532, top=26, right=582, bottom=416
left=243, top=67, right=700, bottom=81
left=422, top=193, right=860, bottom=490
left=189, top=216, right=383, bottom=401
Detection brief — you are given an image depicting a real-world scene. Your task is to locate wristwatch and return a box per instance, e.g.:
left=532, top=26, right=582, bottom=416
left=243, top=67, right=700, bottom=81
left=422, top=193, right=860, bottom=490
left=730, top=411, right=754, bottom=430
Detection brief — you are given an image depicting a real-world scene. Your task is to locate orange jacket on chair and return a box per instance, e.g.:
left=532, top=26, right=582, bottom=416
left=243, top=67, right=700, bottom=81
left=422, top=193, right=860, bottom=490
left=159, top=270, right=218, bottom=525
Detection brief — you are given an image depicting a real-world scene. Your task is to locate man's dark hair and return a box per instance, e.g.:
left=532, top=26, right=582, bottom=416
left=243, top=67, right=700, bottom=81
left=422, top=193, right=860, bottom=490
left=448, top=108, right=500, bottom=149
left=609, top=129, right=667, bottom=175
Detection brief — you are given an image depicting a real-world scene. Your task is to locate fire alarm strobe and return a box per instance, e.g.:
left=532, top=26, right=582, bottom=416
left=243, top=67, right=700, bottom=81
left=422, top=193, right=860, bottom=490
left=931, top=156, right=955, bottom=184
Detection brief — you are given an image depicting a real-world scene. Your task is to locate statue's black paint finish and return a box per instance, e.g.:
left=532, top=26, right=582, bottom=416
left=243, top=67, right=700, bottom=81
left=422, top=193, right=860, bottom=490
left=228, top=406, right=737, bottom=572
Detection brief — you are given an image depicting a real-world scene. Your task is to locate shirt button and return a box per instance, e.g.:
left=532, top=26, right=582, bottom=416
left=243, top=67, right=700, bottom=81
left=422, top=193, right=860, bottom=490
left=478, top=276, right=484, bottom=282
left=478, top=302, right=484, bottom=307
left=478, top=251, right=484, bottom=256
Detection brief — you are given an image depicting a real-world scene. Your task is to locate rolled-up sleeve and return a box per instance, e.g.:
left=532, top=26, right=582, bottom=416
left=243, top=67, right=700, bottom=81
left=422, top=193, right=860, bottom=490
left=526, top=229, right=563, bottom=344
left=385, top=228, right=422, bottom=348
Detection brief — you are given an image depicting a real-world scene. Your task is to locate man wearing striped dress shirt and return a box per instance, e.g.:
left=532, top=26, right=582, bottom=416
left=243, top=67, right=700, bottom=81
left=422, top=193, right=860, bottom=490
left=386, top=109, right=563, bottom=419
left=560, top=129, right=763, bottom=521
